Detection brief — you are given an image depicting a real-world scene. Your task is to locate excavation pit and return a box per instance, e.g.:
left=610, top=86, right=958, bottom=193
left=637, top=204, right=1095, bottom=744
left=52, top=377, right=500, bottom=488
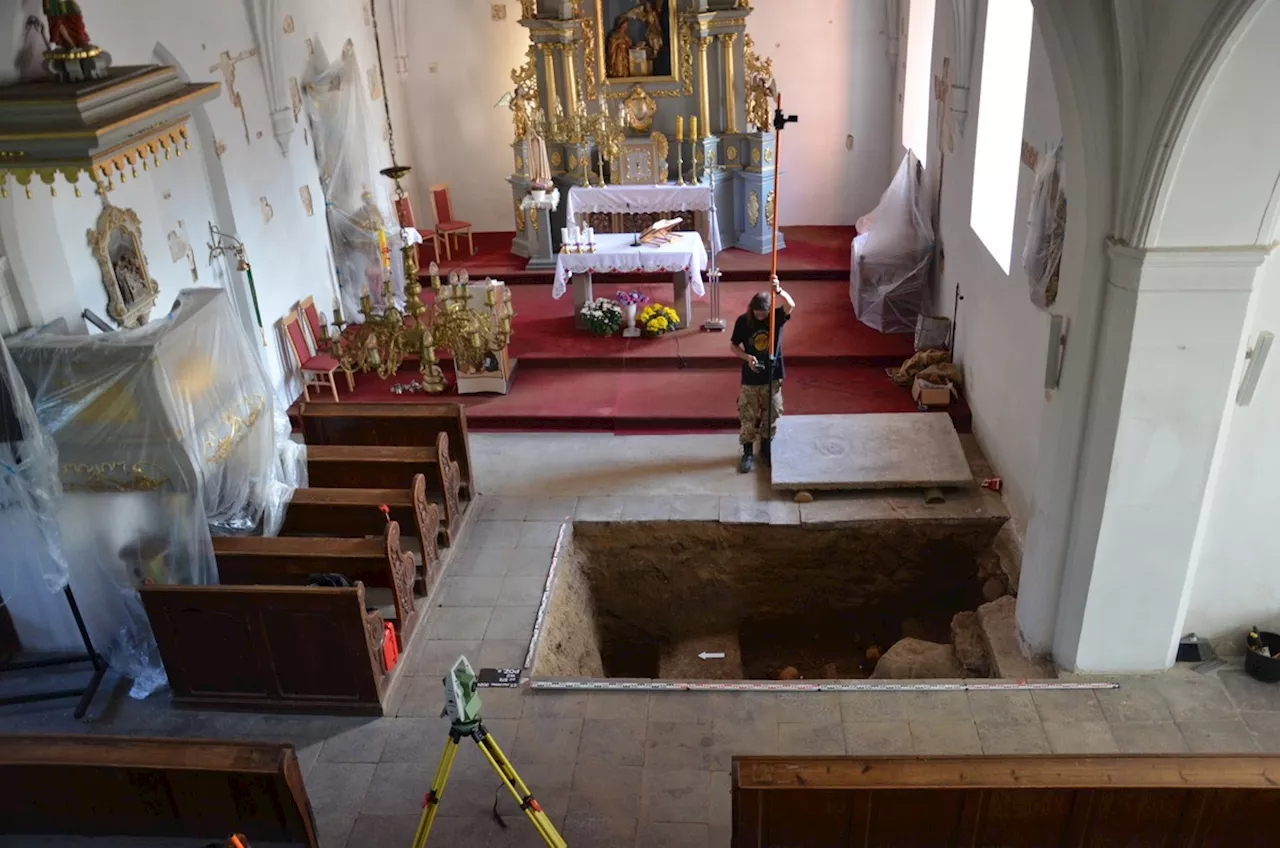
left=530, top=516, right=1009, bottom=683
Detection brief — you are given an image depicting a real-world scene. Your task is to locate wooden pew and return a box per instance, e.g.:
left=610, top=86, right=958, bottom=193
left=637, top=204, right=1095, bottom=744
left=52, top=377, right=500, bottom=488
left=304, top=432, right=467, bottom=541
left=142, top=581, right=389, bottom=715
left=282, top=467, right=462, bottom=546
left=296, top=401, right=476, bottom=495
left=733, top=754, right=1280, bottom=847
left=212, top=519, right=434, bottom=637
left=0, top=736, right=317, bottom=846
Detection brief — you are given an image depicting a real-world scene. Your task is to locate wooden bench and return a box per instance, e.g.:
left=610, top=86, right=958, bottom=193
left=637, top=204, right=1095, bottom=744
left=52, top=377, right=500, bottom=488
left=284, top=467, right=462, bottom=547
left=304, top=432, right=468, bottom=540
left=212, top=519, right=435, bottom=634
left=143, top=581, right=390, bottom=715
left=732, top=754, right=1280, bottom=846
left=296, top=401, right=476, bottom=495
left=0, top=736, right=317, bottom=845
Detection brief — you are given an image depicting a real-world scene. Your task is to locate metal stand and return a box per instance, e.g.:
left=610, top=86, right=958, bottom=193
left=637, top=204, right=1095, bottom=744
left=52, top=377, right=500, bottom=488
left=0, top=586, right=107, bottom=720
left=703, top=269, right=726, bottom=331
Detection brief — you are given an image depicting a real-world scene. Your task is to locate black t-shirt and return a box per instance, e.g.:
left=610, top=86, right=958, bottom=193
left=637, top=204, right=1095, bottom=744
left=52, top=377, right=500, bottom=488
left=732, top=308, right=790, bottom=385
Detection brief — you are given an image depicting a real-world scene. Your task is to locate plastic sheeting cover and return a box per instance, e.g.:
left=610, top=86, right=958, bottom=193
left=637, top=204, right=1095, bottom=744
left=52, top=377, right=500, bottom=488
left=5, top=288, right=300, bottom=697
left=850, top=151, right=935, bottom=334
left=1023, top=141, right=1066, bottom=310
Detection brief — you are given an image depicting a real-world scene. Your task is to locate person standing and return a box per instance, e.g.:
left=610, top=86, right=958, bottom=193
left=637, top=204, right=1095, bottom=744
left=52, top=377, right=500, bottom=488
left=730, top=279, right=795, bottom=473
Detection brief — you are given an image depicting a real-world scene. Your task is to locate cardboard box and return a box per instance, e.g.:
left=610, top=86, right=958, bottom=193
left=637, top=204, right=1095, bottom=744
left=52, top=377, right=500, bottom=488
left=912, top=377, right=953, bottom=409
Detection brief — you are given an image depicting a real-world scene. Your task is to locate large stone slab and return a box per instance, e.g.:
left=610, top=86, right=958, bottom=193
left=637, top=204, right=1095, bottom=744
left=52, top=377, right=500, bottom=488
left=771, top=414, right=972, bottom=491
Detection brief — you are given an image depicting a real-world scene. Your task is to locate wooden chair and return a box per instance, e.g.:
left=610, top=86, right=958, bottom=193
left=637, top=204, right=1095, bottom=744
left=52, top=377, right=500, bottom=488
left=394, top=196, right=441, bottom=266
left=298, top=296, right=328, bottom=355
left=283, top=310, right=350, bottom=402
left=428, top=184, right=474, bottom=260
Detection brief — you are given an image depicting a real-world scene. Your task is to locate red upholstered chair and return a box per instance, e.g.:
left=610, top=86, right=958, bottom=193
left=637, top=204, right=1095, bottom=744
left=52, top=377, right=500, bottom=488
left=283, top=310, right=349, bottom=402
left=393, top=197, right=440, bottom=266
left=428, top=184, right=474, bottom=261
left=298, top=296, right=328, bottom=354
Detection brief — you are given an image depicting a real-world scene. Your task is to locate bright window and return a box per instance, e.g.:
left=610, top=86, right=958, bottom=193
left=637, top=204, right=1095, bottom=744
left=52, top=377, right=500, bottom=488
left=901, top=0, right=936, bottom=168
left=970, top=0, right=1035, bottom=273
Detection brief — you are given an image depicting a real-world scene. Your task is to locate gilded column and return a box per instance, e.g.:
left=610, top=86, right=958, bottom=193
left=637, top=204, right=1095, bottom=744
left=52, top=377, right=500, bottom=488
left=696, top=35, right=712, bottom=139
left=539, top=43, right=559, bottom=119
left=720, top=32, right=738, bottom=134
left=560, top=43, right=580, bottom=116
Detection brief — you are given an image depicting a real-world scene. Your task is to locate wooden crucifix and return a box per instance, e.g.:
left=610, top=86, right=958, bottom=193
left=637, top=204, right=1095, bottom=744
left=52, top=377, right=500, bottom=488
left=209, top=48, right=259, bottom=146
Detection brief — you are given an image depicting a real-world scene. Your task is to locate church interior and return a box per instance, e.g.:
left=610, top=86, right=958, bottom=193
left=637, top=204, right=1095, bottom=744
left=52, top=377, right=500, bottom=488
left=2, top=0, right=1280, bottom=845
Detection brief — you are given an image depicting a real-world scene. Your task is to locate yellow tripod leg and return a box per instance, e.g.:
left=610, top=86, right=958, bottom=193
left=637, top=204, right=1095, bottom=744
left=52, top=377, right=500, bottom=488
left=410, top=732, right=462, bottom=848
left=476, top=728, right=568, bottom=848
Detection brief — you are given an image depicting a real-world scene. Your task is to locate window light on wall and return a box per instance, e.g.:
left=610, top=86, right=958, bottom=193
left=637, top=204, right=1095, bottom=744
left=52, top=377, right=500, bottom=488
left=901, top=0, right=936, bottom=169
left=970, top=0, right=1035, bottom=273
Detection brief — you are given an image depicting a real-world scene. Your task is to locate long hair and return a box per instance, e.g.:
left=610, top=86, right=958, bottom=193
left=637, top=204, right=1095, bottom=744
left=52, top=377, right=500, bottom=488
left=749, top=291, right=770, bottom=315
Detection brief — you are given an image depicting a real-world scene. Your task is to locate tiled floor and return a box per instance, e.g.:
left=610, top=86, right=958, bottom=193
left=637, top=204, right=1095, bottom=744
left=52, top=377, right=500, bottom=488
left=4, top=434, right=1280, bottom=848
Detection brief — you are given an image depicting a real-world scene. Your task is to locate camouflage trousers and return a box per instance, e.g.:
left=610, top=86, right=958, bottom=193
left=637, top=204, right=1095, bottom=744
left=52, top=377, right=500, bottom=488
left=738, top=381, right=783, bottom=445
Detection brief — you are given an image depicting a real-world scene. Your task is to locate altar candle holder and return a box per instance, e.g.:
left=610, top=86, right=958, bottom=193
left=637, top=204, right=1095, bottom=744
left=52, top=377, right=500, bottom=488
left=677, top=142, right=686, bottom=187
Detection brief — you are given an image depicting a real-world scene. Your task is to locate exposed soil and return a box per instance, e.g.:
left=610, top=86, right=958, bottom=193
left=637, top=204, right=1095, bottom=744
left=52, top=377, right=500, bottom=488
left=532, top=517, right=1004, bottom=681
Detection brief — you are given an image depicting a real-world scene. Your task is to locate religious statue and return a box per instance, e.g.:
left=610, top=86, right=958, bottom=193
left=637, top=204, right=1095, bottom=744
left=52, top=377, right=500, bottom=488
left=606, top=17, right=634, bottom=79
left=625, top=0, right=666, bottom=64
left=509, top=54, right=538, bottom=141
left=112, top=253, right=147, bottom=305
left=43, top=0, right=91, bottom=52
left=744, top=35, right=776, bottom=132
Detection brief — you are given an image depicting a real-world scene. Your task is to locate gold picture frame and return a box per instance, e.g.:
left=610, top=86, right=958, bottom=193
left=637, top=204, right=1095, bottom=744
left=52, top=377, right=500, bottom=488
left=87, top=204, right=160, bottom=329
left=596, top=0, right=690, bottom=98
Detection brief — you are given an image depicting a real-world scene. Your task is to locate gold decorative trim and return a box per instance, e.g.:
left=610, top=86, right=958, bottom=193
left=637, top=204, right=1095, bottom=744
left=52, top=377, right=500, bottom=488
left=529, top=208, right=539, bottom=232
left=204, top=396, right=266, bottom=464
left=551, top=150, right=563, bottom=168
left=650, top=131, right=670, bottom=182
left=623, top=84, right=657, bottom=133
left=515, top=154, right=524, bottom=171
left=515, top=198, right=525, bottom=232
left=765, top=190, right=776, bottom=227
left=61, top=461, right=169, bottom=492
left=568, top=153, right=578, bottom=170
left=727, top=145, right=738, bottom=162
left=748, top=190, right=760, bottom=227
left=88, top=205, right=160, bottom=328
left=751, top=147, right=760, bottom=164
left=0, top=122, right=194, bottom=198
left=764, top=147, right=774, bottom=165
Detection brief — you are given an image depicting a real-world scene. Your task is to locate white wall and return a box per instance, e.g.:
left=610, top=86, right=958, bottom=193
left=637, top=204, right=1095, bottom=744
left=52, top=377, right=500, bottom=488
left=745, top=0, right=896, bottom=226
left=0, top=0, right=390, bottom=402
left=913, top=3, right=1062, bottom=531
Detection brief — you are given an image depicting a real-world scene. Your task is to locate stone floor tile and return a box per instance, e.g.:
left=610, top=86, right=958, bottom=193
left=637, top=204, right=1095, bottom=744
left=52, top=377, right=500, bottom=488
left=383, top=717, right=465, bottom=765
left=648, top=693, right=716, bottom=724
left=1109, top=721, right=1190, bottom=753
left=668, top=494, right=721, bottom=521
left=892, top=690, right=973, bottom=723
left=562, top=816, right=638, bottom=845
left=635, top=822, right=711, bottom=848
left=645, top=720, right=715, bottom=769
left=708, top=719, right=779, bottom=770
left=499, top=574, right=548, bottom=607
left=478, top=639, right=530, bottom=669
left=620, top=496, right=673, bottom=521
left=449, top=547, right=513, bottom=577
left=1241, top=711, right=1280, bottom=751
left=640, top=768, right=711, bottom=823
left=307, top=761, right=376, bottom=817
left=317, top=719, right=393, bottom=764
left=524, top=497, right=578, bottom=521
left=577, top=718, right=648, bottom=767
left=977, top=721, right=1051, bottom=754
left=522, top=692, right=589, bottom=719
left=404, top=638, right=482, bottom=677
left=512, top=717, right=583, bottom=765
left=485, top=605, right=538, bottom=641
left=1095, top=682, right=1174, bottom=724
left=1032, top=689, right=1106, bottom=724
left=1042, top=721, right=1119, bottom=754
left=587, top=692, right=652, bottom=721
left=359, top=761, right=435, bottom=817
left=500, top=546, right=557, bottom=577
left=568, top=763, right=643, bottom=820
left=395, top=676, right=444, bottom=718
left=518, top=520, right=564, bottom=548
left=910, top=720, right=982, bottom=755
left=967, top=690, right=1041, bottom=727
left=481, top=496, right=530, bottom=521
left=575, top=496, right=626, bottom=520
left=718, top=496, right=800, bottom=525
left=1219, top=669, right=1280, bottom=712
left=843, top=721, right=913, bottom=755
left=1155, top=674, right=1239, bottom=721
left=778, top=721, right=848, bottom=755
left=709, top=770, right=732, bottom=829
left=473, top=687, right=526, bottom=719
left=424, top=605, right=493, bottom=641
left=345, top=813, right=422, bottom=847
left=493, top=762, right=572, bottom=823
left=776, top=692, right=841, bottom=724
left=471, top=519, right=523, bottom=549
left=315, top=809, right=356, bottom=848
left=840, top=691, right=922, bottom=723
left=438, top=575, right=505, bottom=607
left=709, top=692, right=779, bottom=724
left=1177, top=719, right=1260, bottom=753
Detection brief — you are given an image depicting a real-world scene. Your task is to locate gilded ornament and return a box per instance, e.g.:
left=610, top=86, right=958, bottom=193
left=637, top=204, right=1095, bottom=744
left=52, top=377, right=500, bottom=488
left=88, top=204, right=160, bottom=329
left=707, top=147, right=717, bottom=167
left=727, top=145, right=738, bottom=162
left=515, top=154, right=525, bottom=171
left=623, top=84, right=657, bottom=133
left=765, top=147, right=774, bottom=164
left=751, top=147, right=760, bottom=164
left=509, top=51, right=539, bottom=142
left=529, top=208, right=539, bottom=231
left=61, top=461, right=169, bottom=493
left=650, top=131, right=670, bottom=182
left=748, top=191, right=760, bottom=227
left=568, top=153, right=578, bottom=170
left=551, top=150, right=563, bottom=168
left=515, top=198, right=525, bottom=232
left=204, top=397, right=266, bottom=463
left=744, top=34, right=775, bottom=132
left=765, top=190, right=776, bottom=227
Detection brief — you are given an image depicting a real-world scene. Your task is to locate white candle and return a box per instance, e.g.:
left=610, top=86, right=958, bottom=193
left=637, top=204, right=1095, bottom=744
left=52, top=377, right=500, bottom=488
left=562, top=227, right=570, bottom=245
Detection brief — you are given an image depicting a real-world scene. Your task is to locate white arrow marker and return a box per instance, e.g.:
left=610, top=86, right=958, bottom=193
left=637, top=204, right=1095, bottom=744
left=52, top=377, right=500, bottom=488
left=698, top=652, right=726, bottom=660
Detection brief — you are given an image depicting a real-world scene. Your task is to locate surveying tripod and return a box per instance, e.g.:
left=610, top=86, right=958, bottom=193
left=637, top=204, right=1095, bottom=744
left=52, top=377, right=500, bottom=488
left=411, top=657, right=566, bottom=848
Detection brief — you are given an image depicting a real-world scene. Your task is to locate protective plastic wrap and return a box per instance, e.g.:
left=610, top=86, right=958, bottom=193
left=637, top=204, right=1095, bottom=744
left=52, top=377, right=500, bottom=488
left=305, top=42, right=402, bottom=321
left=851, top=151, right=935, bottom=334
left=6, top=288, right=297, bottom=697
left=1022, top=141, right=1066, bottom=310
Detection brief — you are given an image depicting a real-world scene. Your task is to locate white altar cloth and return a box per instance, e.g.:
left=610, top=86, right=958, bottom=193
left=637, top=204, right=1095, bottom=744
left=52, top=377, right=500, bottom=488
left=566, top=184, right=722, bottom=257
left=553, top=233, right=709, bottom=299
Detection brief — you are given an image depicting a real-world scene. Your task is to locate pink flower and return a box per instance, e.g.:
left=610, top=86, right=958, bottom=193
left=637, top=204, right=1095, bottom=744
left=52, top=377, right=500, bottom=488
left=616, top=290, right=648, bottom=306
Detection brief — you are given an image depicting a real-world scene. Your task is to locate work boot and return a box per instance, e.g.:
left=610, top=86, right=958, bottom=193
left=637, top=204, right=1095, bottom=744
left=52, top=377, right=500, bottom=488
left=737, top=443, right=754, bottom=473
left=761, top=438, right=772, bottom=466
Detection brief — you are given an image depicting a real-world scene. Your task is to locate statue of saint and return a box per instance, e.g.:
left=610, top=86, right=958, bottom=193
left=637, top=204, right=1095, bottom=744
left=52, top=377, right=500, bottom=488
left=606, top=17, right=634, bottom=79
left=43, top=0, right=92, bottom=52
left=625, top=0, right=666, bottom=64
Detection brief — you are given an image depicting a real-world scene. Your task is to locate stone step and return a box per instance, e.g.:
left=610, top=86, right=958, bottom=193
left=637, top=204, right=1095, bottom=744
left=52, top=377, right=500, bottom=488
left=976, top=596, right=1056, bottom=680
left=659, top=633, right=744, bottom=680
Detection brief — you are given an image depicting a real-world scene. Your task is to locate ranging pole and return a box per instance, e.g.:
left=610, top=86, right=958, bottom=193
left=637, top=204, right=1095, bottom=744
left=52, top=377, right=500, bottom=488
left=765, top=93, right=798, bottom=445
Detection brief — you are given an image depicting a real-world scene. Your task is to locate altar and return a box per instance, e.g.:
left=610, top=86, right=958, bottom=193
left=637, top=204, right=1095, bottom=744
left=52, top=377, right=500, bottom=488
left=554, top=232, right=708, bottom=330
left=565, top=184, right=722, bottom=258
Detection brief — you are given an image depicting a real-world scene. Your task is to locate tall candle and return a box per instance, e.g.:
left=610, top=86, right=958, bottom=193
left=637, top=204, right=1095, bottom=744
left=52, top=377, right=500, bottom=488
left=676, top=116, right=684, bottom=141
left=690, top=115, right=698, bottom=140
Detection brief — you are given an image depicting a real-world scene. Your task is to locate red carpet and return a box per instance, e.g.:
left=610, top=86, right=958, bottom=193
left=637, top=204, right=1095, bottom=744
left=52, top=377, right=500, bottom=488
left=291, top=279, right=971, bottom=434
left=429, top=225, right=853, bottom=284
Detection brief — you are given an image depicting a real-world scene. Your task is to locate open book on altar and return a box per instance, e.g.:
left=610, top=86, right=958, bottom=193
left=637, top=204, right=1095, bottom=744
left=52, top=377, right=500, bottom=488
left=638, top=217, right=685, bottom=246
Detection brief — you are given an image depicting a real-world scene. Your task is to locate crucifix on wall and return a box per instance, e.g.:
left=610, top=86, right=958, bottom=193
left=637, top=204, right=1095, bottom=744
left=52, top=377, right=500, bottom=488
left=209, top=48, right=259, bottom=146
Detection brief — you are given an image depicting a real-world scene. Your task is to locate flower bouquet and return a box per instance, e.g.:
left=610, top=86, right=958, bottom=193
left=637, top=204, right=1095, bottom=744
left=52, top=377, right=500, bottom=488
left=639, top=303, right=680, bottom=337
left=616, top=290, right=648, bottom=335
left=581, top=296, right=623, bottom=337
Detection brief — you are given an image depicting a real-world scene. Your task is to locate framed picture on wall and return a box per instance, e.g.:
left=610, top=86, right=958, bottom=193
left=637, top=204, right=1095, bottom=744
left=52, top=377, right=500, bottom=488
left=597, top=0, right=682, bottom=88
